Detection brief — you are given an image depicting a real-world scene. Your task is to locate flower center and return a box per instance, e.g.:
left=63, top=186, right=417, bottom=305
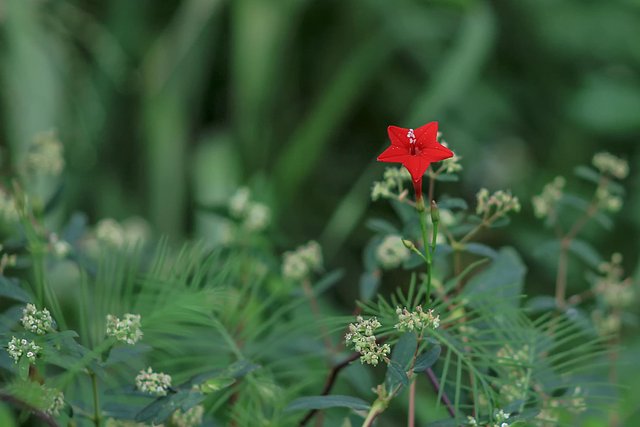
left=407, top=129, right=418, bottom=155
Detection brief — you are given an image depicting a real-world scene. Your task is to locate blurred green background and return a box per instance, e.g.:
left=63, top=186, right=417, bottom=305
left=1, top=0, right=639, bottom=316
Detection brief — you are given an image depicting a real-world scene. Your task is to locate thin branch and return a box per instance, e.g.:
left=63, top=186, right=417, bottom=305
left=298, top=352, right=361, bottom=426
left=425, top=368, right=456, bottom=418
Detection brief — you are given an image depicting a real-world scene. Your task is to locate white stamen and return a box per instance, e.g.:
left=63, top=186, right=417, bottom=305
left=407, top=129, right=416, bottom=145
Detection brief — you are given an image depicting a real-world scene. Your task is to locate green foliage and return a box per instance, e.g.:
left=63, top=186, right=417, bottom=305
left=1, top=1, right=639, bottom=425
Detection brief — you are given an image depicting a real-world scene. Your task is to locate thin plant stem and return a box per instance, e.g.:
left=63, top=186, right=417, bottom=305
left=362, top=401, right=384, bottom=427
left=90, top=371, right=101, bottom=427
left=408, top=380, right=416, bottom=427
left=425, top=368, right=455, bottom=418
left=555, top=199, right=599, bottom=308
left=417, top=198, right=432, bottom=300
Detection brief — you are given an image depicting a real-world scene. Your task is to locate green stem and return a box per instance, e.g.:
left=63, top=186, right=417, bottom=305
left=90, top=371, right=101, bottom=427
left=362, top=399, right=386, bottom=427
left=417, top=198, right=432, bottom=300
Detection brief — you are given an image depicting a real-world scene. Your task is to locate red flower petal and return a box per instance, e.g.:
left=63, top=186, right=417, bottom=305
left=387, top=126, right=412, bottom=149
left=414, top=122, right=438, bottom=144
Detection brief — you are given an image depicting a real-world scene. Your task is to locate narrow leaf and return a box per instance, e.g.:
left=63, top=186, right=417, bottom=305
left=413, top=344, right=441, bottom=372
left=285, top=395, right=370, bottom=412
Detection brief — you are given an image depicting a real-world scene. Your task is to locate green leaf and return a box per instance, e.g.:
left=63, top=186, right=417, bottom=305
left=525, top=296, right=557, bottom=313
left=391, top=332, right=417, bottom=369
left=365, top=218, right=398, bottom=234
left=385, top=332, right=417, bottom=390
left=593, top=212, right=614, bottom=230
left=434, top=173, right=459, bottom=182
left=0, top=277, right=32, bottom=303
left=569, top=239, right=602, bottom=268
left=574, top=165, right=601, bottom=185
left=463, top=243, right=497, bottom=259
left=359, top=271, right=380, bottom=301
left=386, top=360, right=409, bottom=388
left=560, top=193, right=590, bottom=212
left=489, top=216, right=510, bottom=228
left=413, top=344, right=441, bottom=372
left=463, top=247, right=526, bottom=306
left=535, top=239, right=602, bottom=269
left=313, top=270, right=344, bottom=295
left=199, top=376, right=236, bottom=393
left=436, top=197, right=468, bottom=211
left=285, top=395, right=370, bottom=412
left=105, top=344, right=152, bottom=366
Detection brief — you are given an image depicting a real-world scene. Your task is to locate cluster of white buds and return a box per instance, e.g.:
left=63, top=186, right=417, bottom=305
left=375, top=235, right=410, bottom=269
left=394, top=306, right=440, bottom=332
left=282, top=240, right=323, bottom=281
left=21, top=304, right=55, bottom=335
left=6, top=337, right=41, bottom=363
left=595, top=186, right=623, bottom=213
left=476, top=189, right=521, bottom=217
left=106, top=314, right=143, bottom=345
left=371, top=167, right=411, bottom=201
left=466, top=416, right=478, bottom=426
left=0, top=189, right=19, bottom=224
left=94, top=217, right=151, bottom=249
left=496, top=344, right=531, bottom=401
left=228, top=187, right=271, bottom=232
left=135, top=367, right=172, bottom=396
left=46, top=389, right=65, bottom=416
left=493, top=409, right=510, bottom=427
left=592, top=152, right=629, bottom=180
left=536, top=387, right=585, bottom=424
left=170, top=404, right=205, bottom=427
left=96, top=218, right=126, bottom=247
left=24, top=131, right=65, bottom=176
left=437, top=137, right=462, bottom=174
left=532, top=176, right=565, bottom=219
left=345, top=316, right=390, bottom=366
left=594, top=253, right=634, bottom=308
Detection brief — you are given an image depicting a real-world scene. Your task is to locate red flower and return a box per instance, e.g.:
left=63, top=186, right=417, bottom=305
left=377, top=122, right=453, bottom=201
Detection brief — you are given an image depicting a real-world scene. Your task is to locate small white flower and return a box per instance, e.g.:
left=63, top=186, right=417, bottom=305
left=21, top=304, right=55, bottom=335
left=229, top=187, right=251, bottom=219
left=243, top=202, right=271, bottom=232
left=49, top=233, right=72, bottom=258
left=282, top=241, right=323, bottom=281
left=6, top=336, right=41, bottom=363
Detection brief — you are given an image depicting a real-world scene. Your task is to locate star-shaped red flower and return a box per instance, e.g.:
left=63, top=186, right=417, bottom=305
left=377, top=122, right=453, bottom=200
